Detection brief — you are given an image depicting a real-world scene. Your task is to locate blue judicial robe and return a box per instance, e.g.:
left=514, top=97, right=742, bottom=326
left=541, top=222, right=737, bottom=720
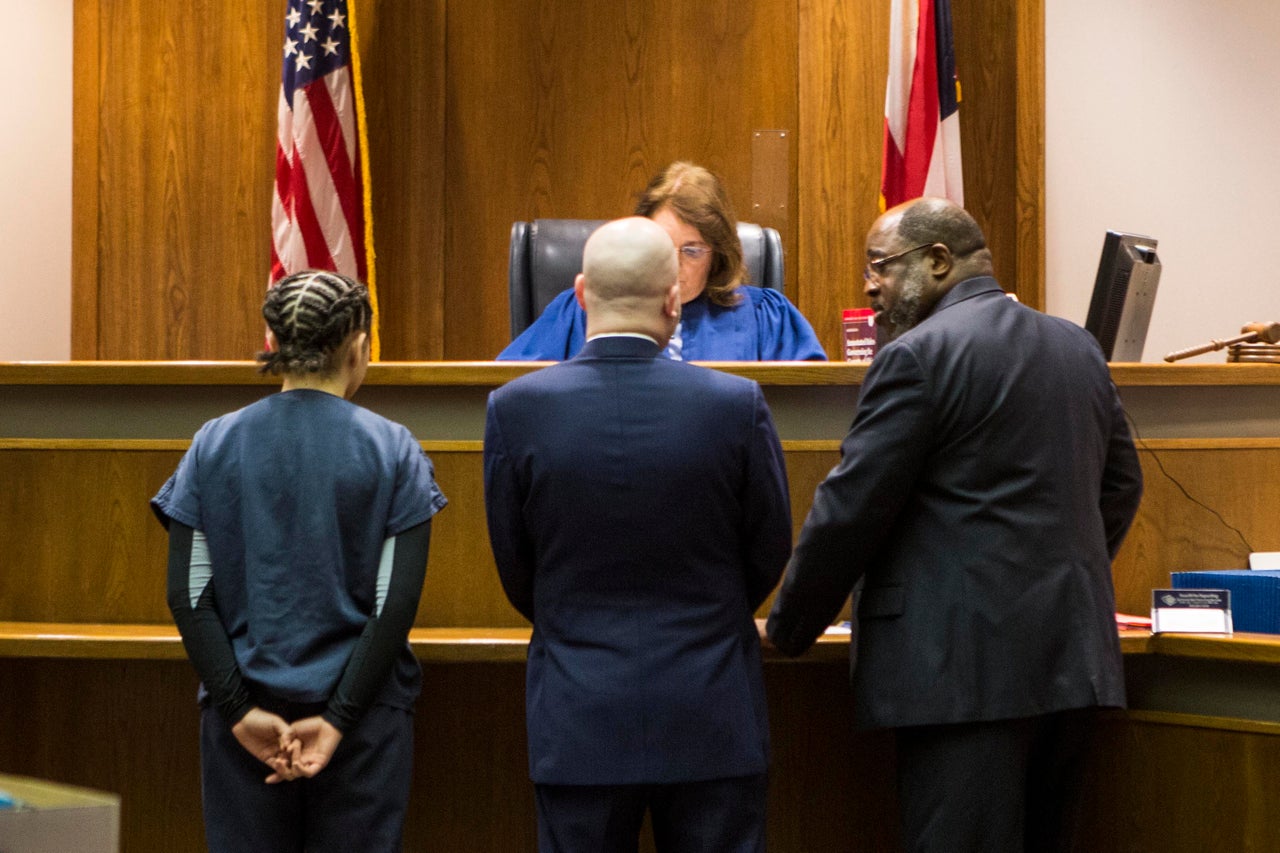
left=498, top=286, right=828, bottom=361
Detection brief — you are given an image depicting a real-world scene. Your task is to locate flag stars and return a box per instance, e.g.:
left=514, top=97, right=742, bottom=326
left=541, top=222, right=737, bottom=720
left=283, top=38, right=298, bottom=58
left=306, top=0, right=325, bottom=15
left=286, top=7, right=302, bottom=27
left=319, top=37, right=341, bottom=56
left=328, top=9, right=346, bottom=29
left=298, top=21, right=319, bottom=43
left=294, top=51, right=313, bottom=72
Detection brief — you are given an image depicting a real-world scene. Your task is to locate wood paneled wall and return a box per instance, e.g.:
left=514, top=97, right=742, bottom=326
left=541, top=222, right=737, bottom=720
left=0, top=444, right=834, bottom=627
left=5, top=440, right=1276, bottom=628
left=1112, top=440, right=1280, bottom=616
left=2, top=436, right=1276, bottom=852
left=72, top=0, right=1044, bottom=361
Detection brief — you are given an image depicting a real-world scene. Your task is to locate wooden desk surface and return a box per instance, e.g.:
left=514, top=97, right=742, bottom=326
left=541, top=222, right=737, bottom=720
left=3, top=359, right=1280, bottom=386
left=1120, top=628, right=1280, bottom=663
left=8, top=622, right=1279, bottom=665
left=0, top=622, right=852, bottom=663
left=5, top=361, right=1280, bottom=443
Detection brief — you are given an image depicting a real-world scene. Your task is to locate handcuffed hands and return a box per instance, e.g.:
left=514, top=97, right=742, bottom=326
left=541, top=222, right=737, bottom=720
left=230, top=707, right=344, bottom=784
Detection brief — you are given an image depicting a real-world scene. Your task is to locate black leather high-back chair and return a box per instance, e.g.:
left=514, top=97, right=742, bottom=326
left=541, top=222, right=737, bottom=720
left=508, top=219, right=785, bottom=338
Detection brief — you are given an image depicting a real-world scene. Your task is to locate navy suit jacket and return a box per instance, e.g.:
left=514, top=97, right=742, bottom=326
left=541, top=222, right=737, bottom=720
left=484, top=336, right=792, bottom=785
left=768, top=277, right=1143, bottom=729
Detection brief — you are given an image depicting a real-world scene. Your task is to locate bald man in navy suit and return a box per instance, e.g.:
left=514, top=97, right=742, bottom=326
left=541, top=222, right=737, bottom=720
left=484, top=217, right=792, bottom=853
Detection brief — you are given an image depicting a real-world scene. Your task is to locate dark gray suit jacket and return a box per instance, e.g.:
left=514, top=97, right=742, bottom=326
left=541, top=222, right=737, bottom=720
left=485, top=335, right=792, bottom=783
left=768, top=276, right=1143, bottom=729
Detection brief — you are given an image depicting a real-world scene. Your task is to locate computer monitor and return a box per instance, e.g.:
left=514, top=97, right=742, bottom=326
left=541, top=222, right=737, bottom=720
left=1084, top=230, right=1161, bottom=361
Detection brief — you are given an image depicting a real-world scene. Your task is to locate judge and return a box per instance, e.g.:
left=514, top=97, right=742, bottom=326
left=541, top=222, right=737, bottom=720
left=498, top=161, right=827, bottom=361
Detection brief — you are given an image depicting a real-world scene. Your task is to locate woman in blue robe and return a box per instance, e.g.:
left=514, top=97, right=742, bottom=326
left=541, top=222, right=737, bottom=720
left=498, top=162, right=828, bottom=362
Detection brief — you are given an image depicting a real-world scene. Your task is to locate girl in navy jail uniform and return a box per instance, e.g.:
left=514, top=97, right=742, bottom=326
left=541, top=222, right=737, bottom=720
left=151, top=270, right=447, bottom=853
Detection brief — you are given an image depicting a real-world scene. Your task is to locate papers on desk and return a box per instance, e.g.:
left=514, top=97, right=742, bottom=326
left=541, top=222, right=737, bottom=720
left=1151, top=589, right=1232, bottom=635
left=1115, top=612, right=1153, bottom=630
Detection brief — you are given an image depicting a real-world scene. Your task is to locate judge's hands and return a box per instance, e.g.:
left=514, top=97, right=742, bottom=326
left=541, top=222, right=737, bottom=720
left=230, top=708, right=344, bottom=784
left=1242, top=321, right=1280, bottom=344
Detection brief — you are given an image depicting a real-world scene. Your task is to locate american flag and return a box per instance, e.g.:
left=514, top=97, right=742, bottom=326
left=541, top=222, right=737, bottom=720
left=880, top=0, right=963, bottom=210
left=271, top=0, right=374, bottom=292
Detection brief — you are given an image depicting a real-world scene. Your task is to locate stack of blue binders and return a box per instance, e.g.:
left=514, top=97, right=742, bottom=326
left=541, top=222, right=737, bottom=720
left=1171, top=570, right=1280, bottom=634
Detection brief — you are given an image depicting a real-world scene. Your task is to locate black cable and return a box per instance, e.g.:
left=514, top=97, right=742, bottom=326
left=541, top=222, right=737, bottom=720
left=1123, top=407, right=1255, bottom=558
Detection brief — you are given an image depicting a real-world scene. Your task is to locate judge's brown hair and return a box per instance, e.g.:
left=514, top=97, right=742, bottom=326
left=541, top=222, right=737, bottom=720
left=634, top=162, right=745, bottom=307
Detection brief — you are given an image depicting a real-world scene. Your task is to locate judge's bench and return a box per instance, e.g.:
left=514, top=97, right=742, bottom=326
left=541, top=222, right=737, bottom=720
left=2, top=361, right=1279, bottom=852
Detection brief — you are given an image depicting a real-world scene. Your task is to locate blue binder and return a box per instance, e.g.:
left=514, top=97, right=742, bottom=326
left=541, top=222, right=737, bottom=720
left=1171, top=570, right=1280, bottom=634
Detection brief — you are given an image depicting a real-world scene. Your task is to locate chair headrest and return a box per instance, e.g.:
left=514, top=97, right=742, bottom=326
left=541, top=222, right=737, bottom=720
left=509, top=217, right=783, bottom=338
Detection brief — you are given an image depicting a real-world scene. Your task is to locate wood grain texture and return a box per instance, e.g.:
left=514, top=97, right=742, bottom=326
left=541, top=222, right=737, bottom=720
left=443, top=0, right=799, bottom=360
left=0, top=449, right=178, bottom=623
left=89, top=1, right=278, bottom=360
left=796, top=0, right=891, bottom=359
left=0, top=445, right=835, bottom=627
left=1014, top=0, right=1046, bottom=307
left=1079, top=717, right=1280, bottom=852
left=1112, top=444, right=1280, bottom=615
left=8, top=360, right=1280, bottom=387
left=422, top=451, right=527, bottom=627
left=0, top=659, right=206, bottom=853
left=951, top=0, right=1036, bottom=306
left=4, top=438, right=1272, bottom=629
left=8, top=656, right=1280, bottom=852
left=71, top=0, right=101, bottom=359
left=0, top=622, right=852, bottom=665
left=353, top=0, right=448, bottom=360
left=3, top=379, right=1278, bottom=851
left=0, top=655, right=867, bottom=853
left=71, top=0, right=1046, bottom=361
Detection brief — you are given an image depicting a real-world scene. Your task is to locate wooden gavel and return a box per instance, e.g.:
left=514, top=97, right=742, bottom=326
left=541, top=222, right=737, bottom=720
left=1164, top=332, right=1259, bottom=363
left=1163, top=321, right=1280, bottom=362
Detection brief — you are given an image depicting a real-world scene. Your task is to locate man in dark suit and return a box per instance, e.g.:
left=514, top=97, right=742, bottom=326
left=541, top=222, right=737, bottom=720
left=767, top=197, right=1143, bottom=853
left=484, top=216, right=792, bottom=853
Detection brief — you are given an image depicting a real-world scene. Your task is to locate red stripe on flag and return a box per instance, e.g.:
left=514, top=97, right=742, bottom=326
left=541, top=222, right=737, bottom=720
left=303, top=80, right=366, bottom=275
left=881, top=119, right=907, bottom=209
left=287, top=138, right=338, bottom=271
left=273, top=144, right=293, bottom=221
left=270, top=243, right=285, bottom=283
left=270, top=144, right=293, bottom=284
left=901, top=0, right=939, bottom=203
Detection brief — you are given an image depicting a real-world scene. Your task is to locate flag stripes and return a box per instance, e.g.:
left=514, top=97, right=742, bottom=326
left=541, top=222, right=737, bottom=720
left=880, top=0, right=964, bottom=211
left=270, top=0, right=373, bottom=327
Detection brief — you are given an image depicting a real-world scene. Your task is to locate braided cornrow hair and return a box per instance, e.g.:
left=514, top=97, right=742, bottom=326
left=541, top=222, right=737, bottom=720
left=257, top=270, right=373, bottom=375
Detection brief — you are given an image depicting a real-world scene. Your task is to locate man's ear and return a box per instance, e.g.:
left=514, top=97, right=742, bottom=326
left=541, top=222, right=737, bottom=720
left=574, top=274, right=587, bottom=311
left=926, top=243, right=954, bottom=278
left=264, top=329, right=278, bottom=352
left=664, top=281, right=681, bottom=319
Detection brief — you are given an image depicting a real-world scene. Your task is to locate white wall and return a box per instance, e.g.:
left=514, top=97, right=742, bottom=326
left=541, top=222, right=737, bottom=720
left=1046, top=0, right=1280, bottom=362
left=0, top=0, right=73, bottom=361
left=3, top=3, right=1278, bottom=362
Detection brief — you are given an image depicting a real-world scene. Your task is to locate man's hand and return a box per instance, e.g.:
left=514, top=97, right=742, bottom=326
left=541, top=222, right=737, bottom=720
left=231, top=707, right=299, bottom=783
left=290, top=716, right=344, bottom=778
left=755, top=618, right=776, bottom=650
left=1242, top=322, right=1280, bottom=344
